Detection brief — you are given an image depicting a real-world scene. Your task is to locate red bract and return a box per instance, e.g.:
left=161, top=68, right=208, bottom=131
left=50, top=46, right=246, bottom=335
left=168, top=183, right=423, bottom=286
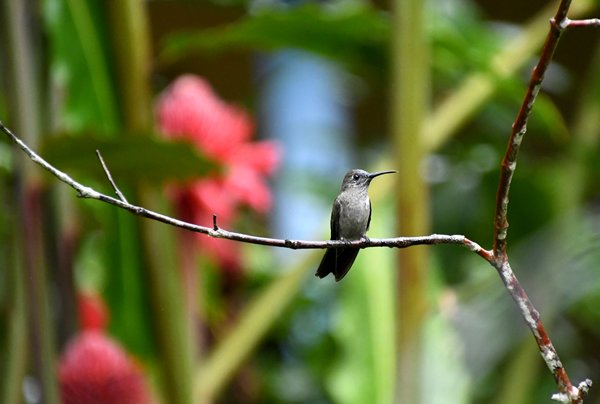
left=59, top=295, right=152, bottom=404
left=156, top=76, right=252, bottom=157
left=156, top=75, right=280, bottom=270
left=59, top=331, right=152, bottom=404
left=78, top=292, right=109, bottom=331
left=224, top=165, right=273, bottom=214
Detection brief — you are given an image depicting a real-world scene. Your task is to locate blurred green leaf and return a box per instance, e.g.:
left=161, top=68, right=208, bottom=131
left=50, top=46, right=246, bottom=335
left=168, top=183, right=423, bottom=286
left=0, top=142, right=12, bottom=174
left=529, top=93, right=570, bottom=143
left=430, top=0, right=502, bottom=87
left=160, top=4, right=389, bottom=72
left=106, top=208, right=156, bottom=359
left=41, top=134, right=218, bottom=184
left=43, top=0, right=119, bottom=132
left=195, top=259, right=310, bottom=400
left=422, top=261, right=472, bottom=404
left=329, top=203, right=396, bottom=404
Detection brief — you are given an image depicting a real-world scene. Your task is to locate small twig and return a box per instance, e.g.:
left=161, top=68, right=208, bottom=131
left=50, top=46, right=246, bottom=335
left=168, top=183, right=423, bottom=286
left=565, top=17, right=600, bottom=28
left=95, top=149, right=128, bottom=203
left=213, top=214, right=219, bottom=231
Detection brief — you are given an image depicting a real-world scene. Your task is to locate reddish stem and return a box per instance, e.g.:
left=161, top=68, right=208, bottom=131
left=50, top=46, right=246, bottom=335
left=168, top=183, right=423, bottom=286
left=490, top=0, right=592, bottom=401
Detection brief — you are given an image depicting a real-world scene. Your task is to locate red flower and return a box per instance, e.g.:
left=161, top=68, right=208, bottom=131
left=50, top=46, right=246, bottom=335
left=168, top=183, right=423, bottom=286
left=156, top=76, right=252, bottom=157
left=78, top=292, right=109, bottom=331
left=59, top=332, right=152, bottom=404
left=156, top=75, right=280, bottom=270
left=59, top=294, right=153, bottom=404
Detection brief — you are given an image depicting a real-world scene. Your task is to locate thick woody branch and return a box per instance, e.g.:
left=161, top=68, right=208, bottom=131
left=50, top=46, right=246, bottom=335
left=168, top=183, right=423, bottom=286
left=490, top=0, right=593, bottom=402
left=494, top=2, right=569, bottom=256
left=492, top=4, right=596, bottom=256
left=492, top=257, right=592, bottom=403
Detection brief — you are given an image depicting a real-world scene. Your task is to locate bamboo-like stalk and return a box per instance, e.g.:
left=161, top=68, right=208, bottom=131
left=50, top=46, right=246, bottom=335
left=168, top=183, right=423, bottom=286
left=105, top=1, right=194, bottom=403
left=195, top=261, right=309, bottom=400
left=2, top=0, right=59, bottom=403
left=1, top=225, right=28, bottom=404
left=391, top=0, right=430, bottom=402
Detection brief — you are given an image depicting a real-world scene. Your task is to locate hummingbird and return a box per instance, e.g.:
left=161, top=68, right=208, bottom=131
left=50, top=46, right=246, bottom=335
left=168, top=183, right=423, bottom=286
left=315, top=169, right=396, bottom=281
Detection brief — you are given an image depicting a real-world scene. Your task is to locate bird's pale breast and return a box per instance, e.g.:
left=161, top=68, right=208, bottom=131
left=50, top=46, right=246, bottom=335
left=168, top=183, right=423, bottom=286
left=336, top=191, right=370, bottom=239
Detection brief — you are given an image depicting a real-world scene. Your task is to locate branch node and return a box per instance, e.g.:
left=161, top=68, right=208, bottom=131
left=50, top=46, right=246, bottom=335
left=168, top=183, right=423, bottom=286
left=76, top=185, right=98, bottom=199
left=551, top=378, right=592, bottom=403
left=549, top=17, right=566, bottom=31
left=578, top=379, right=593, bottom=396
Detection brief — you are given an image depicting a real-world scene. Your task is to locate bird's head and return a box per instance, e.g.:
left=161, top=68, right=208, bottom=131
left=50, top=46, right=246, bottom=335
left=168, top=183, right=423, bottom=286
left=340, top=169, right=396, bottom=191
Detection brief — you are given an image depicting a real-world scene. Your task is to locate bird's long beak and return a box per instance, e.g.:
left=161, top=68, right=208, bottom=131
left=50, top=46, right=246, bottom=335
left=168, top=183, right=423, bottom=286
left=368, top=170, right=396, bottom=179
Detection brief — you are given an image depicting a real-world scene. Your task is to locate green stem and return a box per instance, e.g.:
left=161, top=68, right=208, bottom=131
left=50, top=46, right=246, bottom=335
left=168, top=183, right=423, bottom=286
left=1, top=220, right=28, bottom=404
left=195, top=262, right=309, bottom=401
left=138, top=196, right=194, bottom=404
left=492, top=339, right=540, bottom=404
left=105, top=0, right=151, bottom=132
left=2, top=0, right=59, bottom=402
left=105, top=2, right=194, bottom=403
left=391, top=0, right=430, bottom=402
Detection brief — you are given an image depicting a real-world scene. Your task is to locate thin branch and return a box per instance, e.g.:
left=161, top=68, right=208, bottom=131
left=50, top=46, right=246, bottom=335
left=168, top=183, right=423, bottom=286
left=553, top=380, right=593, bottom=404
left=95, top=149, right=128, bottom=203
left=565, top=17, right=600, bottom=28
left=0, top=120, right=481, bottom=253
left=489, top=0, right=592, bottom=402
left=493, top=2, right=571, bottom=256
left=494, top=258, right=591, bottom=403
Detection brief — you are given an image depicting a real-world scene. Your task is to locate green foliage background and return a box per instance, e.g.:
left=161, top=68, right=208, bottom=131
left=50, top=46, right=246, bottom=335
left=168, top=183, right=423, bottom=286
left=2, top=0, right=600, bottom=403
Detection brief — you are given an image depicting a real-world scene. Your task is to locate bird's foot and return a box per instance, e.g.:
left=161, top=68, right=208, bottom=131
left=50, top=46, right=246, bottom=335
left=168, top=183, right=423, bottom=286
left=339, top=237, right=353, bottom=247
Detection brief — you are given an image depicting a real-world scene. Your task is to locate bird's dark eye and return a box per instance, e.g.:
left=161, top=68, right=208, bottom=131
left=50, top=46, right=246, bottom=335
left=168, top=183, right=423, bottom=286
left=353, top=174, right=360, bottom=180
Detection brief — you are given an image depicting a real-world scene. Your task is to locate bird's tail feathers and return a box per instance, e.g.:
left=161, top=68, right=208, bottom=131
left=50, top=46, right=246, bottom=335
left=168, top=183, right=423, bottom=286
left=315, top=248, right=360, bottom=282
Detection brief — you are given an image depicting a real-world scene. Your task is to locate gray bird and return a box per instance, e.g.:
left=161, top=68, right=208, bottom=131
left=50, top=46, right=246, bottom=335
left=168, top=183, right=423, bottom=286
left=316, top=169, right=396, bottom=281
